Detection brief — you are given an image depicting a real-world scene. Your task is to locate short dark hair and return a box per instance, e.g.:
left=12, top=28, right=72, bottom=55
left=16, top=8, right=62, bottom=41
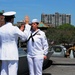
left=31, top=22, right=39, bottom=25
left=73, top=43, right=75, bottom=46
left=4, top=16, right=15, bottom=22
left=36, top=22, right=39, bottom=25
left=4, top=15, right=15, bottom=22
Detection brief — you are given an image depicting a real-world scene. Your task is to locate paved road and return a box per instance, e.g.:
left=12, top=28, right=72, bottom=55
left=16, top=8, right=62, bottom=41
left=50, top=57, right=75, bottom=65
left=43, top=65, right=75, bottom=75
left=22, top=57, right=75, bottom=75
left=1, top=57, right=75, bottom=75
left=43, top=57, right=75, bottom=75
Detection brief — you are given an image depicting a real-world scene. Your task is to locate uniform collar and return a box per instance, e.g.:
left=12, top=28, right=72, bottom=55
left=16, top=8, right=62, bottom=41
left=6, top=22, right=13, bottom=26
left=31, top=29, right=40, bottom=34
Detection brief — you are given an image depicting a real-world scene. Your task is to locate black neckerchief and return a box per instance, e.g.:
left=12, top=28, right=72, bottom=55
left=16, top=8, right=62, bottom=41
left=26, top=30, right=39, bottom=42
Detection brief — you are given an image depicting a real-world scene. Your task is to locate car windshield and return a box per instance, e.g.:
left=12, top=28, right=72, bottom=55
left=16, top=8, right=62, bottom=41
left=51, top=46, right=62, bottom=52
left=18, top=48, right=27, bottom=57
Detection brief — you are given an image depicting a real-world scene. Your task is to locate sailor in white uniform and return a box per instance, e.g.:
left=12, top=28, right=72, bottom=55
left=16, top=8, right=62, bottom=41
left=25, top=19, right=49, bottom=75
left=0, top=11, right=30, bottom=75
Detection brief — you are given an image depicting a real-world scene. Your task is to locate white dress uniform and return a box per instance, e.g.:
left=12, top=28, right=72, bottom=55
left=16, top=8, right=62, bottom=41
left=0, top=11, right=29, bottom=75
left=26, top=19, right=49, bottom=75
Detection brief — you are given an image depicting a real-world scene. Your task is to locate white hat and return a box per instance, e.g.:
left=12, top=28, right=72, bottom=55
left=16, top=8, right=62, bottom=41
left=32, top=19, right=39, bottom=23
left=3, top=11, right=16, bottom=16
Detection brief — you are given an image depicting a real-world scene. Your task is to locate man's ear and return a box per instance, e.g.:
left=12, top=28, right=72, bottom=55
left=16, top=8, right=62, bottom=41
left=11, top=18, right=14, bottom=23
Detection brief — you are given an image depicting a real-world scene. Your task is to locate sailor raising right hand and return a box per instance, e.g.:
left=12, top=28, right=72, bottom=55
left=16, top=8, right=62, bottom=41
left=23, top=19, right=49, bottom=75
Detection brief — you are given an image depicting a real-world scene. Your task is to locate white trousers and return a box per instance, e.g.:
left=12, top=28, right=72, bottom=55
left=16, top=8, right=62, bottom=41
left=27, top=55, right=44, bottom=75
left=0, top=60, right=18, bottom=75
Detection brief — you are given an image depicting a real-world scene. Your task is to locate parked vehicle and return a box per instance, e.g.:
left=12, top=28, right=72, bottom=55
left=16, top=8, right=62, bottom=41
left=49, top=45, right=66, bottom=57
left=17, top=48, right=53, bottom=75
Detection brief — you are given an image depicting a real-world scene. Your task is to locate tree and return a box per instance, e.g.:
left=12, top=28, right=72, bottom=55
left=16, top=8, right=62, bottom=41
left=46, top=24, right=75, bottom=45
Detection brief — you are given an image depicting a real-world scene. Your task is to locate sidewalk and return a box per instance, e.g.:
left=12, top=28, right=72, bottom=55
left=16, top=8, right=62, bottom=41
left=50, top=57, right=75, bottom=65
left=43, top=57, right=75, bottom=75
left=43, top=65, right=75, bottom=75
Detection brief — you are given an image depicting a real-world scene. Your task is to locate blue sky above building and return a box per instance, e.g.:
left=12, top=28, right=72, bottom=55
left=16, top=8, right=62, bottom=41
left=0, top=0, right=75, bottom=25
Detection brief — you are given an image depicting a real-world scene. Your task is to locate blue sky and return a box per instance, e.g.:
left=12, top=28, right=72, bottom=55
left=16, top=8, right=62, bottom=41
left=0, top=0, right=75, bottom=25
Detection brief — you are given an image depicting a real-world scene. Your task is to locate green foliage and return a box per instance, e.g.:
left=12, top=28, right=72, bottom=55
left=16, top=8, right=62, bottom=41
left=46, top=24, right=75, bottom=45
left=57, top=23, right=75, bottom=30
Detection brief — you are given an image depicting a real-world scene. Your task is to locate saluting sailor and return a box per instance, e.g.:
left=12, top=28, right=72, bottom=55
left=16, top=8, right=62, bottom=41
left=23, top=19, right=49, bottom=75
left=0, top=11, right=30, bottom=75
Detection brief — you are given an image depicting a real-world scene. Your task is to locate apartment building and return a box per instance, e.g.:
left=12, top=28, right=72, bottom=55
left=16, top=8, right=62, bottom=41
left=41, top=12, right=71, bottom=27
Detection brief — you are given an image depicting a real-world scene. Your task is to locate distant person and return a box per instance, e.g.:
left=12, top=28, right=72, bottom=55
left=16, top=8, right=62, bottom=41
left=0, top=11, right=30, bottom=75
left=24, top=15, right=30, bottom=24
left=23, top=15, right=31, bottom=25
left=21, top=19, right=49, bottom=75
left=66, top=43, right=75, bottom=58
left=22, top=15, right=31, bottom=34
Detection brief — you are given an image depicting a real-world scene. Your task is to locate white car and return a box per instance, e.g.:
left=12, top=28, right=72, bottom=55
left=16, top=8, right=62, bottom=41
left=50, top=45, right=66, bottom=57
